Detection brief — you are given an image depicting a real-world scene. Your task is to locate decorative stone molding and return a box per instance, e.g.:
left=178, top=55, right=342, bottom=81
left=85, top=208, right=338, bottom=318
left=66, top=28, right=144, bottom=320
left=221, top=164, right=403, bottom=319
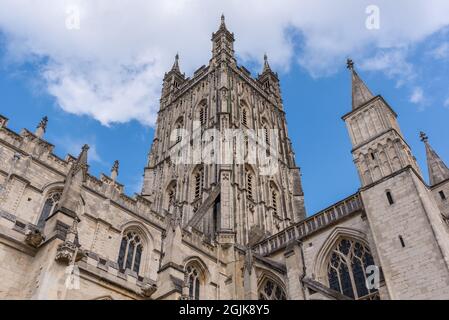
left=25, top=228, right=45, bottom=248
left=141, top=279, right=158, bottom=298
left=55, top=241, right=86, bottom=265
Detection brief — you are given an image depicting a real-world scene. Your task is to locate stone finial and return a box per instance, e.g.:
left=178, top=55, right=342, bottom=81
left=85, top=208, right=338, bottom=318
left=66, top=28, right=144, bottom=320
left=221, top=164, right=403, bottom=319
left=171, top=53, right=180, bottom=73
left=346, top=58, right=354, bottom=71
left=262, top=53, right=272, bottom=73
left=70, top=144, right=89, bottom=181
left=347, top=58, right=374, bottom=110
left=111, top=160, right=119, bottom=181
left=420, top=131, right=428, bottom=143
left=35, top=116, right=48, bottom=138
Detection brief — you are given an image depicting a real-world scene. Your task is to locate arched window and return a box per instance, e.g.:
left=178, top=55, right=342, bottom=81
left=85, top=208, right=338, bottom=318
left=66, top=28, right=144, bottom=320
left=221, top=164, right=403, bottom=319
left=186, top=265, right=201, bottom=300
left=327, top=238, right=378, bottom=299
left=270, top=183, right=278, bottom=216
left=37, top=191, right=61, bottom=228
left=261, top=120, right=270, bottom=157
left=258, top=278, right=286, bottom=300
left=174, top=118, right=183, bottom=143
left=264, top=127, right=269, bottom=146
left=199, top=104, right=208, bottom=128
left=166, top=181, right=177, bottom=212
left=241, top=106, right=249, bottom=127
left=193, top=166, right=204, bottom=200
left=117, top=231, right=143, bottom=275
left=245, top=167, right=254, bottom=200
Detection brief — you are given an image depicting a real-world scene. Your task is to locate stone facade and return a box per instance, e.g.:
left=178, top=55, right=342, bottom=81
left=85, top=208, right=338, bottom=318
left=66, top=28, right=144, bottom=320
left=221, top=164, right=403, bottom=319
left=0, top=18, right=449, bottom=300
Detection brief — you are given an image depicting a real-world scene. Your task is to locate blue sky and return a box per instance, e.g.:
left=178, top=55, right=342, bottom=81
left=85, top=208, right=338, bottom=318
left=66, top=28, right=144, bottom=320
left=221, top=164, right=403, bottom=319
left=1, top=1, right=449, bottom=215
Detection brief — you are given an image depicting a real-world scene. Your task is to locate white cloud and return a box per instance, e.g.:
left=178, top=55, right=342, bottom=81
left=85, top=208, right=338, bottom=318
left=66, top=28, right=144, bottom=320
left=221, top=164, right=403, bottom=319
left=360, top=49, right=415, bottom=87
left=410, top=87, right=424, bottom=104
left=1, top=0, right=449, bottom=126
left=430, top=42, right=449, bottom=59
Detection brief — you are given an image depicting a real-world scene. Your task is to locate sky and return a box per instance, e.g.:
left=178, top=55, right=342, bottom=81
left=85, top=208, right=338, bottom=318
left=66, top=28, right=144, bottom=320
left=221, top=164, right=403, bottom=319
left=0, top=1, right=449, bottom=215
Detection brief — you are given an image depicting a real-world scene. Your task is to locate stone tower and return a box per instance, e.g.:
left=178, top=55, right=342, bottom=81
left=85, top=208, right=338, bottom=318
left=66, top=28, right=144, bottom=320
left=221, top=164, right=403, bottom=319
left=141, top=15, right=305, bottom=246
left=342, top=59, right=449, bottom=299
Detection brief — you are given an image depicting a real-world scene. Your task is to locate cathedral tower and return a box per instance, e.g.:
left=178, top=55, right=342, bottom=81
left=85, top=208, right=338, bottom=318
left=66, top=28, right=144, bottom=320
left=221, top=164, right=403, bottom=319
left=343, top=60, right=449, bottom=299
left=141, top=16, right=305, bottom=246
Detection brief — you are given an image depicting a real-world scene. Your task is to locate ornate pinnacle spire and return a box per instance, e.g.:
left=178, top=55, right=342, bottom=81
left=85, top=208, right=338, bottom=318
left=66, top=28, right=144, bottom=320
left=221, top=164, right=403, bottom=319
left=111, top=160, right=119, bottom=181
left=70, top=144, right=89, bottom=181
left=347, top=58, right=374, bottom=110
left=262, top=53, right=272, bottom=73
left=213, top=13, right=233, bottom=37
left=171, top=53, right=180, bottom=73
left=420, top=131, right=449, bottom=186
left=35, top=116, right=48, bottom=138
left=219, top=13, right=227, bottom=30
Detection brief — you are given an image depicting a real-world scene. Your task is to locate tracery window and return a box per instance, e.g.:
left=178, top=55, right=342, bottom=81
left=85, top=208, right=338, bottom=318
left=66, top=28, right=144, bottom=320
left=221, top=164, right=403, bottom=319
left=258, top=278, right=286, bottom=300
left=175, top=119, right=183, bottom=143
left=241, top=108, right=248, bottom=127
left=186, top=265, right=201, bottom=300
left=270, top=184, right=278, bottom=215
left=194, top=166, right=204, bottom=200
left=327, top=238, right=378, bottom=299
left=245, top=167, right=254, bottom=200
left=199, top=105, right=208, bottom=127
left=166, top=182, right=177, bottom=211
left=117, top=231, right=143, bottom=275
left=37, top=191, right=61, bottom=228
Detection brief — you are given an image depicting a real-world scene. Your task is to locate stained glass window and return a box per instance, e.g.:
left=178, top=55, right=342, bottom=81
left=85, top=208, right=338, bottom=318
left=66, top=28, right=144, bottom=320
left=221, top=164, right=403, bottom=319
left=117, top=231, right=143, bottom=275
left=37, top=191, right=61, bottom=228
left=242, top=108, right=248, bottom=127
left=194, top=167, right=204, bottom=200
left=327, top=238, right=378, bottom=299
left=186, top=265, right=201, bottom=300
left=258, top=278, right=286, bottom=300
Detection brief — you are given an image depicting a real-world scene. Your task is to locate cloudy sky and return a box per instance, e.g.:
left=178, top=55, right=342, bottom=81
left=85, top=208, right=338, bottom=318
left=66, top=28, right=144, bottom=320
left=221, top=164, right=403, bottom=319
left=1, top=0, right=449, bottom=214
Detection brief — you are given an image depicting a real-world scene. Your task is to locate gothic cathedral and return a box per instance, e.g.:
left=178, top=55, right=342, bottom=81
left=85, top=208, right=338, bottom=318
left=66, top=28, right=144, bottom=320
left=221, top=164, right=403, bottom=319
left=1, top=16, right=449, bottom=300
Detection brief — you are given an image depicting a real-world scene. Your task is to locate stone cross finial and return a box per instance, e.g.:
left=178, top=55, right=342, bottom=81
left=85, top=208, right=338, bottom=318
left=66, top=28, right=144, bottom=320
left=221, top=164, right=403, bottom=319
left=35, top=116, right=48, bottom=138
left=420, top=131, right=428, bottom=143
left=347, top=58, right=354, bottom=71
left=111, top=160, right=119, bottom=181
left=221, top=14, right=225, bottom=24
left=37, top=116, right=48, bottom=129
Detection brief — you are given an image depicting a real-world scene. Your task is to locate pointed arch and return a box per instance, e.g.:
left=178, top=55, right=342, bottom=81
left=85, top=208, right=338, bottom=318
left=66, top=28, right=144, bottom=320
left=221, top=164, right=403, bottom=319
left=314, top=227, right=369, bottom=279
left=190, top=164, right=205, bottom=202
left=245, top=164, right=256, bottom=200
left=117, top=221, right=154, bottom=277
left=183, top=256, right=210, bottom=300
left=269, top=180, right=280, bottom=216
left=240, top=100, right=251, bottom=128
left=313, top=227, right=378, bottom=300
left=163, top=179, right=177, bottom=212
left=37, top=187, right=63, bottom=228
left=173, top=116, right=184, bottom=143
left=194, top=99, right=208, bottom=128
left=257, top=271, right=287, bottom=300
